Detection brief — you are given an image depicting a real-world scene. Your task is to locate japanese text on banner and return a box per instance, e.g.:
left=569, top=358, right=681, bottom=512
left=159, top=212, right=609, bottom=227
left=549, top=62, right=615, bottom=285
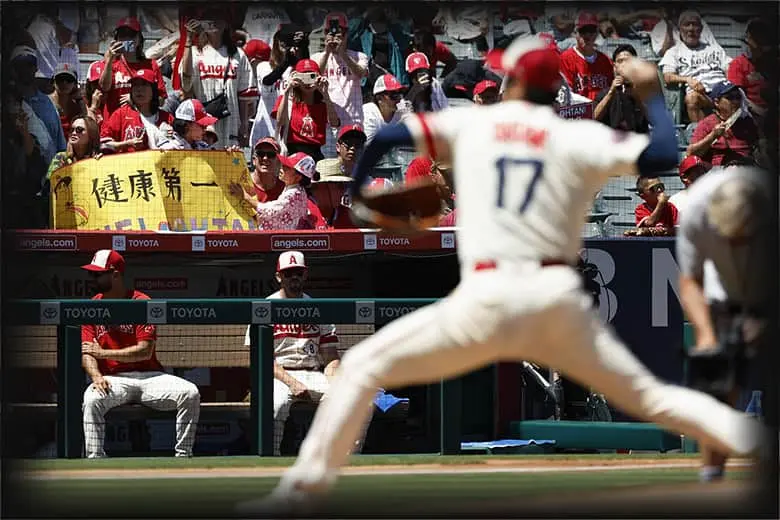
left=50, top=150, right=257, bottom=231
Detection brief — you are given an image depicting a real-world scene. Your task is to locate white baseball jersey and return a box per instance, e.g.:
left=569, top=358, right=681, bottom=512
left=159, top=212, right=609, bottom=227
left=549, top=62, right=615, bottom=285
left=405, top=102, right=650, bottom=268
left=184, top=45, right=257, bottom=145
left=244, top=291, right=339, bottom=370
left=659, top=41, right=731, bottom=93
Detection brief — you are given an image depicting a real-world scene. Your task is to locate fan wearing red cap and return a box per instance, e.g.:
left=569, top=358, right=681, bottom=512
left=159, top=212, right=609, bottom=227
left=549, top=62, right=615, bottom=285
left=101, top=17, right=167, bottom=122
left=558, top=12, right=615, bottom=101
left=79, top=249, right=201, bottom=459
left=100, top=69, right=174, bottom=153
left=363, top=74, right=406, bottom=143
left=405, top=52, right=449, bottom=113
left=669, top=155, right=712, bottom=214
left=312, top=12, right=369, bottom=128
left=157, top=99, right=216, bottom=150
left=231, top=152, right=316, bottom=230
left=472, top=80, right=499, bottom=105
left=271, top=59, right=340, bottom=161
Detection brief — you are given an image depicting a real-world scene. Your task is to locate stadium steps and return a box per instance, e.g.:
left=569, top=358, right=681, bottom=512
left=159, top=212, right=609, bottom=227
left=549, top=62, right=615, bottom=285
left=509, top=420, right=682, bottom=452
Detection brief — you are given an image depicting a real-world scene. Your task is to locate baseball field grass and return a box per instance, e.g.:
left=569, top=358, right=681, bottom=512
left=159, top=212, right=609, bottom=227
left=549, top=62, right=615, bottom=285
left=12, top=454, right=761, bottom=517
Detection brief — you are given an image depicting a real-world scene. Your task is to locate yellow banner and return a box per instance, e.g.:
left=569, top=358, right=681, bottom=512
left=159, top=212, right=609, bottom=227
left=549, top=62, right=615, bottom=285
left=50, top=150, right=258, bottom=231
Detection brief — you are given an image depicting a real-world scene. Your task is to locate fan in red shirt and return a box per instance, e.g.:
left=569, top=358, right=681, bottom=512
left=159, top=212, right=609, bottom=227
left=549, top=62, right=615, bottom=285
left=79, top=249, right=200, bottom=459
left=726, top=18, right=773, bottom=115
left=100, top=69, right=174, bottom=153
left=99, top=17, right=168, bottom=122
left=251, top=137, right=285, bottom=202
left=271, top=59, right=340, bottom=161
left=625, top=177, right=678, bottom=237
left=559, top=12, right=614, bottom=101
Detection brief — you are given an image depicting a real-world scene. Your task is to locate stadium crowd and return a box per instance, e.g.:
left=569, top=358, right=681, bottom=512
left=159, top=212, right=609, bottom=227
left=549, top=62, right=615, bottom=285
left=4, top=4, right=776, bottom=232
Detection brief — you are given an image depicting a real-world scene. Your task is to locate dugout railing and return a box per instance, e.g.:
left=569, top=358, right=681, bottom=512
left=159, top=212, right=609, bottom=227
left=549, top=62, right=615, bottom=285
left=8, top=298, right=469, bottom=458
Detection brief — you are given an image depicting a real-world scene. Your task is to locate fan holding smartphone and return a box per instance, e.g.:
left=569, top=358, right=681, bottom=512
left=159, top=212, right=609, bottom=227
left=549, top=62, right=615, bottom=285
left=180, top=14, right=257, bottom=147
left=271, top=59, right=341, bottom=161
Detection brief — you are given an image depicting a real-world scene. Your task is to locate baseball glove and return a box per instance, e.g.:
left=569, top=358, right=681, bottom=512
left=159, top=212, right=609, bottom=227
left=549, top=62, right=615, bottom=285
left=351, top=177, right=443, bottom=233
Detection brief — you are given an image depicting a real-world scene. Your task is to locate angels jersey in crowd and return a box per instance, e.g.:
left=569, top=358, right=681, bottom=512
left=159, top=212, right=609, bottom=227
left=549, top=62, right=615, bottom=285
left=660, top=41, right=732, bottom=93
left=103, top=57, right=168, bottom=121
left=100, top=105, right=174, bottom=151
left=558, top=47, right=614, bottom=101
left=81, top=290, right=163, bottom=375
left=404, top=102, right=650, bottom=271
left=311, top=50, right=370, bottom=126
left=243, top=291, right=339, bottom=370
left=185, top=45, right=257, bottom=145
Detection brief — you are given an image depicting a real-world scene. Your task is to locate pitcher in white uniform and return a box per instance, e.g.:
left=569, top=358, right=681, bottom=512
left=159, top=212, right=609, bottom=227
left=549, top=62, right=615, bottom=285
left=237, top=36, right=765, bottom=515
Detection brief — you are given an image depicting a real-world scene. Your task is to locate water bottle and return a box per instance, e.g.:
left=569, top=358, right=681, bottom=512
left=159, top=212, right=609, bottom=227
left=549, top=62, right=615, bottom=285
left=745, top=390, right=763, bottom=419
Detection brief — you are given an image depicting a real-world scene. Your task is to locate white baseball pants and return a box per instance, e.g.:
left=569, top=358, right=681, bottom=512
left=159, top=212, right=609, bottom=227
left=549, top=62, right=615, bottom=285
left=83, top=371, right=201, bottom=458
left=275, top=369, right=368, bottom=456
left=276, top=264, right=764, bottom=494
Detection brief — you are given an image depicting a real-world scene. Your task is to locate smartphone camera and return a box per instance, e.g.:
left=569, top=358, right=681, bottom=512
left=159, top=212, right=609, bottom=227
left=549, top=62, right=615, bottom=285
left=328, top=19, right=341, bottom=36
left=122, top=40, right=136, bottom=53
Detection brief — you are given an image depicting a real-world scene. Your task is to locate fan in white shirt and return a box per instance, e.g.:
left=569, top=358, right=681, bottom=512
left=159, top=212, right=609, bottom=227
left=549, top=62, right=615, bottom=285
left=362, top=74, right=407, bottom=144
left=249, top=35, right=293, bottom=148
left=659, top=11, right=731, bottom=122
left=180, top=20, right=257, bottom=147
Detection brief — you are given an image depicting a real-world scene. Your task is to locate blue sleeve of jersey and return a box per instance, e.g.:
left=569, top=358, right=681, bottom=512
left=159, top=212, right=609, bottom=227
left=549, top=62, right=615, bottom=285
left=350, top=124, right=415, bottom=198
left=636, top=94, right=678, bottom=176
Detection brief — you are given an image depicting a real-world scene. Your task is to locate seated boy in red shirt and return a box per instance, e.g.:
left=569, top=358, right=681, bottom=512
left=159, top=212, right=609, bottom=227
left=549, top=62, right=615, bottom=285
left=625, top=176, right=678, bottom=237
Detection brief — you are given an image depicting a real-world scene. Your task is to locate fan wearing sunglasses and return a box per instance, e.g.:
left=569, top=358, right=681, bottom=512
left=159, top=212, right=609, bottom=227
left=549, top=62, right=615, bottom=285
left=45, top=116, right=101, bottom=182
left=49, top=63, right=86, bottom=137
left=687, top=80, right=760, bottom=166
left=625, top=176, right=679, bottom=237
left=362, top=74, right=407, bottom=144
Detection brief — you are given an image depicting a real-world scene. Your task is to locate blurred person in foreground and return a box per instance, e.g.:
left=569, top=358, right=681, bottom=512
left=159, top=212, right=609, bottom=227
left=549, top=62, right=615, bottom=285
left=677, top=165, right=773, bottom=483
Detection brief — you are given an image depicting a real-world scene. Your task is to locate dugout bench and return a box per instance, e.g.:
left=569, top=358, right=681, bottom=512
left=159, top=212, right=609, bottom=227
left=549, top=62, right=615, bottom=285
left=9, top=323, right=411, bottom=456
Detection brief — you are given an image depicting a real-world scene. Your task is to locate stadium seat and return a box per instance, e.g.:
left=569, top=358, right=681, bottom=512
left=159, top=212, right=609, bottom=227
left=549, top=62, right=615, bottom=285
left=581, top=221, right=603, bottom=238
left=717, top=37, right=745, bottom=59
left=604, top=215, right=636, bottom=237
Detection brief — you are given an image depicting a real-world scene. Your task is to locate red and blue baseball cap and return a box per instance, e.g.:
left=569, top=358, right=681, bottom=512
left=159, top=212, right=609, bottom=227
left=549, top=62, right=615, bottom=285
left=82, top=249, right=126, bottom=273
left=709, top=80, right=741, bottom=101
left=486, top=35, right=562, bottom=93
left=279, top=152, right=317, bottom=179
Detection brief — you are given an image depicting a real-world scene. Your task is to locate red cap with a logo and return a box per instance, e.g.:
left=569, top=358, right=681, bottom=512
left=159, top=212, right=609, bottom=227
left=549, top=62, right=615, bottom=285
left=338, top=124, right=366, bottom=141
left=277, top=251, right=306, bottom=272
left=405, top=52, right=431, bottom=74
left=130, top=68, right=156, bottom=84
left=116, top=17, right=141, bottom=32
left=294, top=59, right=320, bottom=74
left=473, top=80, right=498, bottom=96
left=87, top=60, right=104, bottom=82
left=82, top=249, right=126, bottom=273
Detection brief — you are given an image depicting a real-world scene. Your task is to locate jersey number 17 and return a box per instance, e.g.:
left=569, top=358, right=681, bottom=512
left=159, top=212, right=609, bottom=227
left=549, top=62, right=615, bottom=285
left=495, top=158, right=544, bottom=214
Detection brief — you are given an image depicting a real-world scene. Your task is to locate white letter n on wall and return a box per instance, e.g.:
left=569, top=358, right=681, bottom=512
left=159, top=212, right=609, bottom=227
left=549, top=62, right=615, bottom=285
left=652, top=248, right=681, bottom=327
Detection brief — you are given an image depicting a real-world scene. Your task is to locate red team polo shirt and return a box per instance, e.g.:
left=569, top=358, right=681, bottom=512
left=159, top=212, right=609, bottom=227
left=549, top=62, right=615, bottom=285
left=634, top=202, right=679, bottom=229
left=81, top=290, right=163, bottom=375
left=102, top=57, right=167, bottom=121
left=100, top=105, right=174, bottom=153
left=559, top=47, right=614, bottom=101
left=271, top=96, right=328, bottom=146
left=691, top=113, right=759, bottom=165
left=727, top=54, right=767, bottom=108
